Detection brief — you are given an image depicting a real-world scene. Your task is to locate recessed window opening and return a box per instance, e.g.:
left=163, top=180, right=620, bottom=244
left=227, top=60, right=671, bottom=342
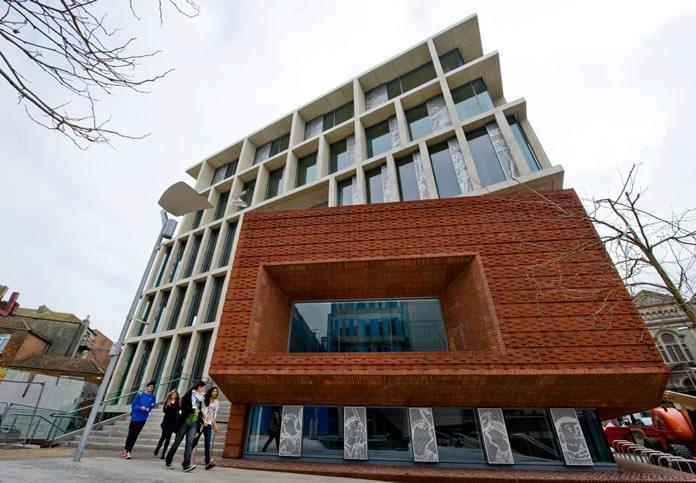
left=288, top=298, right=448, bottom=353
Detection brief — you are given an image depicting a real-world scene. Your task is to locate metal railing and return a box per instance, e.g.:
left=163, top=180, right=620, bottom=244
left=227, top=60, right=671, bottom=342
left=611, top=439, right=696, bottom=474
left=1, top=374, right=200, bottom=447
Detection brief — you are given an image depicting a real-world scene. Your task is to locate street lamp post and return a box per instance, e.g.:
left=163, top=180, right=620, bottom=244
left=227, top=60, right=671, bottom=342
left=73, top=182, right=211, bottom=462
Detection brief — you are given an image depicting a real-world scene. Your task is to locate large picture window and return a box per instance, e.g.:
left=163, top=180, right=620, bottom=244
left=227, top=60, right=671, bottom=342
left=502, top=409, right=562, bottom=463
left=288, top=298, right=448, bottom=353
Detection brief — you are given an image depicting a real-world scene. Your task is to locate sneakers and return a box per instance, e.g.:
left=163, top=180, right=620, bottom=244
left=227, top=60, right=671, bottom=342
left=121, top=450, right=128, bottom=458
left=205, top=461, right=216, bottom=470
left=165, top=462, right=173, bottom=469
left=124, top=451, right=131, bottom=459
left=183, top=465, right=197, bottom=472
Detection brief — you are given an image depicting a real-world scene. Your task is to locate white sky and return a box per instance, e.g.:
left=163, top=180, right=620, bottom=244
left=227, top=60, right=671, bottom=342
left=1, top=1, right=695, bottom=340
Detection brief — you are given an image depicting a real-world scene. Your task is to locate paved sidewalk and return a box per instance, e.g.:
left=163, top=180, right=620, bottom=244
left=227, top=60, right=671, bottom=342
left=0, top=451, right=379, bottom=482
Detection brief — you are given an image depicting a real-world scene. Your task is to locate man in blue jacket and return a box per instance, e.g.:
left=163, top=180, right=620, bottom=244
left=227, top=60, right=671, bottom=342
left=123, top=380, right=157, bottom=459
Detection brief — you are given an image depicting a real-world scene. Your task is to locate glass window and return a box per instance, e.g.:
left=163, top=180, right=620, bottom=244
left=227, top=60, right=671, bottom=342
left=507, top=116, right=541, bottom=172
left=334, top=101, right=353, bottom=125
left=405, top=103, right=432, bottom=141
left=433, top=408, right=484, bottom=463
left=429, top=141, right=462, bottom=198
left=225, top=160, right=238, bottom=178
left=183, top=234, right=202, bottom=278
left=288, top=299, right=448, bottom=353
left=191, top=210, right=203, bottom=230
left=211, top=165, right=227, bottom=185
left=150, top=291, right=170, bottom=333
left=365, top=120, right=391, bottom=158
left=246, top=405, right=283, bottom=454
left=302, top=407, right=344, bottom=458
left=337, top=178, right=353, bottom=206
left=190, top=331, right=212, bottom=381
left=269, top=133, right=290, bottom=157
left=266, top=166, right=284, bottom=199
left=366, top=407, right=412, bottom=461
left=135, top=295, right=154, bottom=336
left=166, top=287, right=185, bottom=330
left=0, top=333, right=11, bottom=353
left=388, top=62, right=436, bottom=99
left=365, top=167, right=384, bottom=204
left=502, top=409, right=562, bottom=463
left=241, top=180, right=256, bottom=207
left=323, top=101, right=354, bottom=131
left=329, top=139, right=350, bottom=173
left=296, top=153, right=317, bottom=187
left=218, top=222, right=237, bottom=268
left=200, top=228, right=219, bottom=273
left=576, top=409, right=614, bottom=463
left=168, top=241, right=186, bottom=283
left=439, top=48, right=465, bottom=73
left=396, top=156, right=420, bottom=201
left=214, top=191, right=229, bottom=220
left=168, top=335, right=190, bottom=392
left=113, top=344, right=135, bottom=400
left=127, top=341, right=153, bottom=403
left=151, top=338, right=171, bottom=388
left=205, top=277, right=224, bottom=323
left=154, top=246, right=171, bottom=287
left=451, top=78, right=494, bottom=121
left=467, top=127, right=507, bottom=187
left=185, top=281, right=205, bottom=326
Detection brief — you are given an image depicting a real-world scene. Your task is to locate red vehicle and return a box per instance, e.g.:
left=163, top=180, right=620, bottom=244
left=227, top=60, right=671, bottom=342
left=605, top=392, right=696, bottom=460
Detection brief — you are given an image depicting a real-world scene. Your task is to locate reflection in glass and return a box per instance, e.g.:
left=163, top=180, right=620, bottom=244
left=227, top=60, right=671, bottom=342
left=246, top=405, right=283, bottom=454
left=576, top=409, right=614, bottom=463
left=301, top=407, right=344, bottom=458
left=337, top=178, right=353, bottom=206
left=365, top=167, right=384, bottom=204
left=502, top=409, right=562, bottom=463
left=297, top=153, right=317, bottom=187
left=451, top=78, right=494, bottom=121
left=365, top=120, right=391, bottom=158
left=467, top=127, right=507, bottom=187
left=266, top=166, right=284, bottom=199
left=396, top=156, right=420, bottom=201
left=241, top=179, right=256, bottom=207
left=429, top=141, right=462, bottom=198
left=366, top=407, right=412, bottom=460
left=288, top=299, right=448, bottom=353
left=507, top=116, right=541, bottom=172
left=439, top=49, right=465, bottom=73
left=433, top=408, right=484, bottom=463
left=330, top=139, right=350, bottom=173
left=405, top=103, right=432, bottom=140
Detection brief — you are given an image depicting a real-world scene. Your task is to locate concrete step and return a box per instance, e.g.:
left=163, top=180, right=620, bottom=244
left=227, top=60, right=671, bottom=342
left=63, top=440, right=225, bottom=455
left=86, top=434, right=225, bottom=447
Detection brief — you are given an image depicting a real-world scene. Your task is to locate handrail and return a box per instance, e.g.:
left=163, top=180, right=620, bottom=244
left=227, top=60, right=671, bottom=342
left=50, top=374, right=196, bottom=420
left=50, top=412, right=130, bottom=444
left=0, top=412, right=65, bottom=443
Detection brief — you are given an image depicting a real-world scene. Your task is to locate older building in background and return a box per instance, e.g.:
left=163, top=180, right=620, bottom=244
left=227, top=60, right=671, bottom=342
left=634, top=290, right=696, bottom=395
left=106, top=14, right=563, bottom=413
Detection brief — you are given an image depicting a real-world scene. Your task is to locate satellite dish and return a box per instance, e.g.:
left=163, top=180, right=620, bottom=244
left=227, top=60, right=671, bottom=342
left=158, top=182, right=213, bottom=216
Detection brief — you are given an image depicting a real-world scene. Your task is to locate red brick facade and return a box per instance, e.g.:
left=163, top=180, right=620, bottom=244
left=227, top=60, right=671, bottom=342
left=210, top=189, right=669, bottom=467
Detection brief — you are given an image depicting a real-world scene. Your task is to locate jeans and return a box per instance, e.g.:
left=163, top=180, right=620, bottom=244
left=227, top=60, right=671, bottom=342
left=124, top=420, right=146, bottom=452
left=202, top=425, right=213, bottom=464
left=262, top=431, right=280, bottom=452
left=155, top=427, right=173, bottom=456
left=165, top=422, right=199, bottom=468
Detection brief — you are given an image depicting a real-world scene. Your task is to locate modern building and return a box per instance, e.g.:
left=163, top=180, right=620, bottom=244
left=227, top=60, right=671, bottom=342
left=634, top=290, right=696, bottom=395
left=106, top=14, right=564, bottom=410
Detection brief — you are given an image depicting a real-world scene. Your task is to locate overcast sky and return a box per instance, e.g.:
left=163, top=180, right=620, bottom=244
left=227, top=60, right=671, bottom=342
left=1, top=1, right=695, bottom=340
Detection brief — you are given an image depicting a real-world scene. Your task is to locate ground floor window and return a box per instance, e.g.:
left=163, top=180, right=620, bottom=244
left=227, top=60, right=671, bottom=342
left=244, top=405, right=609, bottom=468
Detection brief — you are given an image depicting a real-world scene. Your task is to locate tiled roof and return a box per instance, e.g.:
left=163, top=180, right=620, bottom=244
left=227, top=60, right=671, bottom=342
left=14, top=306, right=82, bottom=323
left=11, top=355, right=104, bottom=376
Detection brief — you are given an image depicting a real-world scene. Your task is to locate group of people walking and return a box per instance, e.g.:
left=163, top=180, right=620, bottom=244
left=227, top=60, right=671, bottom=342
left=122, top=380, right=220, bottom=472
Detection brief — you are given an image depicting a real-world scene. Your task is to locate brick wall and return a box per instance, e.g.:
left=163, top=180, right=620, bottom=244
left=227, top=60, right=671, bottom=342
left=0, top=328, right=48, bottom=367
left=210, top=190, right=669, bottom=443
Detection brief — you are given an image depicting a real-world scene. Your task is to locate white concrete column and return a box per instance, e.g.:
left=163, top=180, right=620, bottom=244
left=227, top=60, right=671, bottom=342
left=317, top=135, right=330, bottom=179
left=284, top=151, right=298, bottom=192
left=238, top=138, right=255, bottom=173
left=453, top=126, right=482, bottom=190
left=254, top=165, right=270, bottom=205
left=353, top=78, right=365, bottom=115
left=385, top=153, right=400, bottom=202
left=427, top=39, right=444, bottom=76
left=417, top=142, right=439, bottom=199
left=328, top=177, right=338, bottom=207
left=290, top=111, right=305, bottom=148
left=394, top=99, right=410, bottom=145
left=354, top=166, right=367, bottom=205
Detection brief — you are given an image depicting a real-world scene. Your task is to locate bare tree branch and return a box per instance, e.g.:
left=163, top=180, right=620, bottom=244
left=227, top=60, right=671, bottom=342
left=0, top=0, right=199, bottom=148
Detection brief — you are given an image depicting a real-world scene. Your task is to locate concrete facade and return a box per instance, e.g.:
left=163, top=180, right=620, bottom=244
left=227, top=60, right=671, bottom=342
left=107, top=14, right=564, bottom=411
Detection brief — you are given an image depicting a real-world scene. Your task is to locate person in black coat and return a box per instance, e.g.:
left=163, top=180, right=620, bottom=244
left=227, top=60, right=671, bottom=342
left=154, top=389, right=180, bottom=458
left=165, top=381, right=206, bottom=472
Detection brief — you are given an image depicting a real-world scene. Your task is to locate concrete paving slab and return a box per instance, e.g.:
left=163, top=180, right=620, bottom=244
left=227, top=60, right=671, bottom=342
left=0, top=452, right=380, bottom=482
